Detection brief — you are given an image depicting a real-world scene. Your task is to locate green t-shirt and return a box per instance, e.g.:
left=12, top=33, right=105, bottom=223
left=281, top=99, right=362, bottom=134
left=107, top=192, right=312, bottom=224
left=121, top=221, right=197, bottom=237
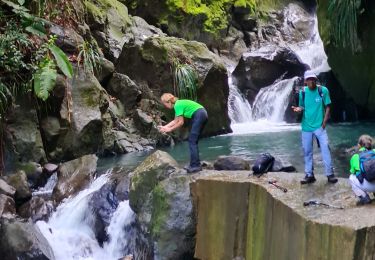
left=299, top=86, right=331, bottom=132
left=174, top=99, right=203, bottom=119
left=350, top=148, right=375, bottom=175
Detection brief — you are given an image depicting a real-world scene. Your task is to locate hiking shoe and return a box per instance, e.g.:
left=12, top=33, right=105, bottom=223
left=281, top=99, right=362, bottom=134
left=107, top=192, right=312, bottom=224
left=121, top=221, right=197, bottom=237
left=186, top=166, right=202, bottom=173
left=356, top=195, right=371, bottom=206
left=300, top=175, right=316, bottom=184
left=327, top=174, right=338, bottom=184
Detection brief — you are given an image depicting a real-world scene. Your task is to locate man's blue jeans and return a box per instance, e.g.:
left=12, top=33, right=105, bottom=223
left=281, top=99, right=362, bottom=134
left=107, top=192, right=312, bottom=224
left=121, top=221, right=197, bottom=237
left=302, top=127, right=333, bottom=177
left=189, top=108, right=208, bottom=167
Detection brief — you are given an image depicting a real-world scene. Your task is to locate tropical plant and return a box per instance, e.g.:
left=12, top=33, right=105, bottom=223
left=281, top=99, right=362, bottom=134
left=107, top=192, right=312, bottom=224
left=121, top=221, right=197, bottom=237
left=172, top=60, right=199, bottom=101
left=77, top=40, right=102, bottom=74
left=328, top=0, right=363, bottom=52
left=33, top=36, right=73, bottom=101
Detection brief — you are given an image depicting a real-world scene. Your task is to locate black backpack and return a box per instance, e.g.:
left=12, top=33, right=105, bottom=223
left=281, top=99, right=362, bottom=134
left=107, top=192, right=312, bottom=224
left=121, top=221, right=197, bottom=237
left=359, top=150, right=375, bottom=182
left=301, top=86, right=325, bottom=106
left=252, top=153, right=275, bottom=175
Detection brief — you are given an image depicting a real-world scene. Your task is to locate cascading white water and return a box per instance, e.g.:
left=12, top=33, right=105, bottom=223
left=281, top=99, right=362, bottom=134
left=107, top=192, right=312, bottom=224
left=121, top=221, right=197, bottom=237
left=252, top=77, right=298, bottom=122
left=228, top=75, right=253, bottom=123
left=32, top=172, right=58, bottom=197
left=36, top=172, right=136, bottom=260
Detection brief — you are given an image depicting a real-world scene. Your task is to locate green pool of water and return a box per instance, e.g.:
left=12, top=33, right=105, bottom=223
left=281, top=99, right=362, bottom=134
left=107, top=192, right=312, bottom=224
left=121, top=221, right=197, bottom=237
left=99, top=122, right=375, bottom=178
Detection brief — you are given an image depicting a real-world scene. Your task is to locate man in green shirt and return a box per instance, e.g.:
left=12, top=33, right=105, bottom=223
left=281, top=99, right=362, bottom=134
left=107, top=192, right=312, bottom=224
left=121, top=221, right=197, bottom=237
left=349, top=135, right=375, bottom=205
left=292, top=71, right=338, bottom=184
left=159, top=93, right=208, bottom=173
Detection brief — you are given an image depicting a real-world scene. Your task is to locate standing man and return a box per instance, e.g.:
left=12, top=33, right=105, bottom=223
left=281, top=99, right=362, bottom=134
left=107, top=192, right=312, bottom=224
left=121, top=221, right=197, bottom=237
left=292, top=71, right=338, bottom=184
left=159, top=93, right=208, bottom=173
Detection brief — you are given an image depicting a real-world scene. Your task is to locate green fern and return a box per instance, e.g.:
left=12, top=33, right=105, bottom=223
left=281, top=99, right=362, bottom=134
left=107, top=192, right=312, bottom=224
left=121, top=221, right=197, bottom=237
left=33, top=59, right=57, bottom=101
left=49, top=44, right=73, bottom=78
left=328, top=0, right=362, bottom=52
left=173, top=61, right=198, bottom=101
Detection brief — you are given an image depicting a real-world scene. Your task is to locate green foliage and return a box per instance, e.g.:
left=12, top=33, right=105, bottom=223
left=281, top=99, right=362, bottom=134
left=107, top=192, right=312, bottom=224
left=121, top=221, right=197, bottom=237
left=77, top=40, right=102, bottom=73
left=173, top=60, right=198, bottom=101
left=33, top=36, right=73, bottom=101
left=328, top=0, right=362, bottom=52
left=33, top=59, right=57, bottom=101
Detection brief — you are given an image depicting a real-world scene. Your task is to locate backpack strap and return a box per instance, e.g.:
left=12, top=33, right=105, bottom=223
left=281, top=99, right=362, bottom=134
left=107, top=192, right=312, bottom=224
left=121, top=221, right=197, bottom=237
left=318, top=86, right=325, bottom=107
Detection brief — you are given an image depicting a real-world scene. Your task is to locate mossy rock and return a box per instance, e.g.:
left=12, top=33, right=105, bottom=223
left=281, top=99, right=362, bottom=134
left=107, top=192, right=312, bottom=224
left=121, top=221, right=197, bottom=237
left=116, top=36, right=231, bottom=136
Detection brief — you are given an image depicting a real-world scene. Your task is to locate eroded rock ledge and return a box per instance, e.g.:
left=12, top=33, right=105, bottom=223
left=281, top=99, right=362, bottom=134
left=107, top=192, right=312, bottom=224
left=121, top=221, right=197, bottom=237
left=192, top=171, right=375, bottom=260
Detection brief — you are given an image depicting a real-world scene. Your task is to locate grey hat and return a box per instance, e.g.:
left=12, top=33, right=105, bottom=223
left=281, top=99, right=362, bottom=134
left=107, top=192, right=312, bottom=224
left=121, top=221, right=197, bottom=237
left=304, top=71, right=318, bottom=80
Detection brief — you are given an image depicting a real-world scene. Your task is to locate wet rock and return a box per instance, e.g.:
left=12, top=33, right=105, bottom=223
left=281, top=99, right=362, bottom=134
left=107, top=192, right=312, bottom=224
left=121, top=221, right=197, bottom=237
left=270, top=158, right=296, bottom=172
left=133, top=109, right=153, bottom=136
left=129, top=151, right=194, bottom=260
left=4, top=171, right=32, bottom=205
left=232, top=45, right=309, bottom=104
left=41, top=117, right=60, bottom=143
left=0, top=179, right=16, bottom=197
left=0, top=218, right=55, bottom=260
left=50, top=24, right=84, bottom=54
left=43, top=163, right=58, bottom=174
left=95, top=57, right=115, bottom=84
left=214, top=156, right=250, bottom=171
left=107, top=73, right=142, bottom=112
left=52, top=154, right=98, bottom=204
left=48, top=71, right=109, bottom=161
left=17, top=197, right=53, bottom=223
left=88, top=183, right=119, bottom=245
left=111, top=167, right=132, bottom=201
left=0, top=194, right=16, bottom=218
left=116, top=36, right=231, bottom=136
left=17, top=162, right=43, bottom=188
left=4, top=98, right=46, bottom=173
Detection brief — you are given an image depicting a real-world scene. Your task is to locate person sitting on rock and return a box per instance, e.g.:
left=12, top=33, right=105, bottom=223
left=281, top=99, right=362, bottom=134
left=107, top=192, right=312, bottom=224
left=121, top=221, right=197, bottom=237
left=158, top=93, right=208, bottom=173
left=348, top=135, right=375, bottom=205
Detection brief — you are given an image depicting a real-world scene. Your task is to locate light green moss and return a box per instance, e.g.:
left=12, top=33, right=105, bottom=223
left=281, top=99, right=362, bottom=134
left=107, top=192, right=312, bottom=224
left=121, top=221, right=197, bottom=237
left=85, top=0, right=131, bottom=26
left=165, top=0, right=257, bottom=34
left=150, top=184, right=169, bottom=237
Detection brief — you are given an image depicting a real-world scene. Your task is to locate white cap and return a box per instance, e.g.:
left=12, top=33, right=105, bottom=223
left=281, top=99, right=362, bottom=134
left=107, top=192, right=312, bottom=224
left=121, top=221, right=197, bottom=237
left=304, top=71, right=318, bottom=80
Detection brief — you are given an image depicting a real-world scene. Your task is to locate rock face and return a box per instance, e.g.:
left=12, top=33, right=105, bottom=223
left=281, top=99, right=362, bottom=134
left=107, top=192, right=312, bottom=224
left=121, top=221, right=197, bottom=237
left=17, top=197, right=54, bottom=223
left=52, top=154, right=98, bottom=204
left=192, top=171, right=375, bottom=260
left=317, top=0, right=375, bottom=118
left=129, top=151, right=195, bottom=260
left=232, top=46, right=308, bottom=104
left=116, top=36, right=231, bottom=136
left=0, top=218, right=55, bottom=260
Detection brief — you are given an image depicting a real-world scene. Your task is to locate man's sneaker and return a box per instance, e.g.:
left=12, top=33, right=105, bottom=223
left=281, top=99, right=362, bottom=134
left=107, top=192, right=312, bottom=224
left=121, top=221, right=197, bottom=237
left=327, top=174, right=338, bottom=184
left=357, top=195, right=372, bottom=206
left=300, top=175, right=316, bottom=184
left=186, top=166, right=202, bottom=173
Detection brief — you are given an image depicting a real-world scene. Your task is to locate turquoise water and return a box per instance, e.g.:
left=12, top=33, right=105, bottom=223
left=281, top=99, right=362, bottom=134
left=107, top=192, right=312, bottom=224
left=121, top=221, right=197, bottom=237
left=98, top=122, right=375, bottom=178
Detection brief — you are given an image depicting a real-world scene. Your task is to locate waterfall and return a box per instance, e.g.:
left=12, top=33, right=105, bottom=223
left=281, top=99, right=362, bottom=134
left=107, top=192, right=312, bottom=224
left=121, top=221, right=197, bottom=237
left=228, top=74, right=253, bottom=123
left=252, top=77, right=298, bottom=122
left=228, top=13, right=329, bottom=134
left=36, top=171, right=137, bottom=260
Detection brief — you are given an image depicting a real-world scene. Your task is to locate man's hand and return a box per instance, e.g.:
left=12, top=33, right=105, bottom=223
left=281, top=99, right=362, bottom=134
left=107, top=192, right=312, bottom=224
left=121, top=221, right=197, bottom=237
left=291, top=106, right=303, bottom=113
left=321, top=122, right=326, bottom=129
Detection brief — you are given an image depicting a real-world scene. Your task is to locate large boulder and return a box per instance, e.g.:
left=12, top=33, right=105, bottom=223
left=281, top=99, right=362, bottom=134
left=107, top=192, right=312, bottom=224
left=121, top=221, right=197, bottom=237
left=317, top=0, right=375, bottom=118
left=0, top=218, right=55, bottom=260
left=214, top=156, right=250, bottom=171
left=107, top=73, right=142, bottom=113
left=116, top=36, right=231, bottom=136
left=4, top=171, right=32, bottom=205
left=129, top=150, right=195, bottom=259
left=17, top=197, right=54, bottom=223
left=0, top=194, right=16, bottom=218
left=232, top=45, right=308, bottom=104
left=52, top=154, right=98, bottom=204
left=4, top=98, right=46, bottom=173
left=87, top=182, right=119, bottom=245
left=0, top=179, right=16, bottom=197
